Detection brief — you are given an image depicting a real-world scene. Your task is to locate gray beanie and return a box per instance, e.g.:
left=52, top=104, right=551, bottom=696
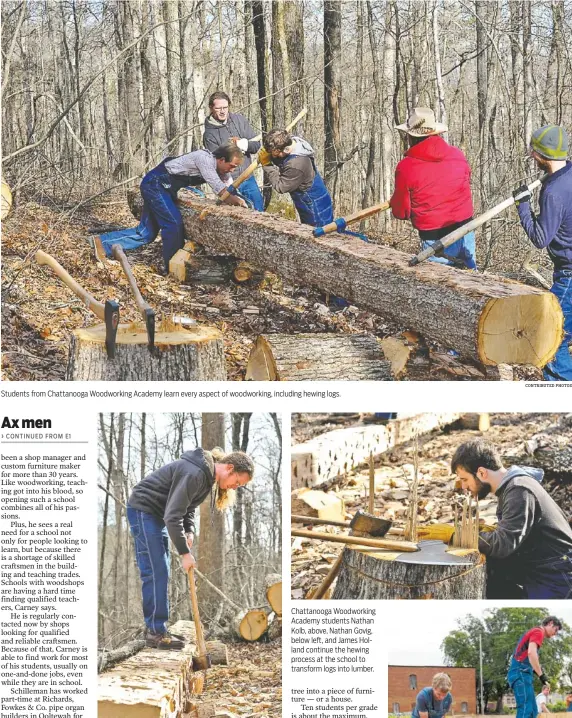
left=530, top=125, right=569, bottom=160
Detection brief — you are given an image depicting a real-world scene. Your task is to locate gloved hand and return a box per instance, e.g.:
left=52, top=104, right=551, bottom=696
left=258, top=148, right=272, bottom=166
left=236, top=138, right=249, bottom=152
left=539, top=673, right=550, bottom=686
left=513, top=184, right=532, bottom=206
left=417, top=524, right=456, bottom=543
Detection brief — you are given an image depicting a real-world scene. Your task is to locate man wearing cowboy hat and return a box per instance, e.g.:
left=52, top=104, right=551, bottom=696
left=512, top=124, right=572, bottom=382
left=390, top=107, right=477, bottom=269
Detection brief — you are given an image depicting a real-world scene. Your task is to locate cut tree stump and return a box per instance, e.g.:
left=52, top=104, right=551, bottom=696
left=232, top=609, right=269, bottom=641
left=331, top=542, right=486, bottom=599
left=98, top=620, right=224, bottom=718
left=291, top=413, right=461, bottom=489
left=66, top=322, right=226, bottom=381
left=245, top=334, right=394, bottom=380
left=291, top=488, right=345, bottom=523
left=265, top=574, right=282, bottom=616
left=128, top=191, right=564, bottom=367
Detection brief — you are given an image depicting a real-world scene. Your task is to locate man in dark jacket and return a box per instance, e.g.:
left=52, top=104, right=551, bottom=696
left=513, top=124, right=572, bottom=381
left=507, top=616, right=561, bottom=718
left=203, top=91, right=263, bottom=211
left=259, top=129, right=333, bottom=227
left=127, top=447, right=254, bottom=649
left=390, top=107, right=476, bottom=269
left=451, top=438, right=572, bottom=599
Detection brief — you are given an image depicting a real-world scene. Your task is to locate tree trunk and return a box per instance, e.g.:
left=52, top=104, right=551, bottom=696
left=265, top=574, right=282, bottom=616
left=323, top=1, right=342, bottom=197
left=291, top=413, right=461, bottom=489
left=66, top=324, right=226, bottom=381
left=250, top=1, right=269, bottom=132
left=128, top=192, right=564, bottom=368
left=331, top=544, right=486, bottom=599
left=232, top=608, right=269, bottom=641
left=245, top=334, right=394, bottom=381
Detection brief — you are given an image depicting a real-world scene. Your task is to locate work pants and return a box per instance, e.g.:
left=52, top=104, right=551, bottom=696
left=126, top=506, right=170, bottom=635
left=544, top=271, right=572, bottom=382
left=507, top=663, right=537, bottom=718
left=238, top=173, right=264, bottom=211
left=421, top=230, right=477, bottom=269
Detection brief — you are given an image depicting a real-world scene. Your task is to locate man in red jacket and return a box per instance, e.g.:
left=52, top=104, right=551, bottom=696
left=390, top=107, right=477, bottom=269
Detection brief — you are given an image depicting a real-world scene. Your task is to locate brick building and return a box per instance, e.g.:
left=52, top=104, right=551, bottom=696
left=388, top=666, right=477, bottom=715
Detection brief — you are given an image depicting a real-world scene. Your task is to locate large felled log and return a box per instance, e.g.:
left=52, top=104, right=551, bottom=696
left=66, top=322, right=226, bottom=381
left=128, top=191, right=564, bottom=367
left=291, top=413, right=461, bottom=489
left=98, top=620, right=219, bottom=718
left=245, top=334, right=394, bottom=380
left=232, top=609, right=269, bottom=641
left=331, top=542, right=486, bottom=599
left=265, top=574, right=282, bottom=616
left=504, top=416, right=572, bottom=475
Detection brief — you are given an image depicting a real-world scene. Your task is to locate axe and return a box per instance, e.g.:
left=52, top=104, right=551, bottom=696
left=35, top=250, right=119, bottom=358
left=187, top=568, right=211, bottom=673
left=111, top=244, right=155, bottom=351
left=218, top=107, right=308, bottom=204
left=313, top=201, right=391, bottom=237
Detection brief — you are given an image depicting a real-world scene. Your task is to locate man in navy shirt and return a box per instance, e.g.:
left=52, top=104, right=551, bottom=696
left=513, top=124, right=572, bottom=381
left=412, top=673, right=453, bottom=718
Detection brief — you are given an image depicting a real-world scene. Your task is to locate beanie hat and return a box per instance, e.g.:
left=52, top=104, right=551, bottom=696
left=530, top=125, right=569, bottom=160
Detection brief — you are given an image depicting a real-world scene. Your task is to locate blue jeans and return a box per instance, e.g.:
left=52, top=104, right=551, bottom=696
left=507, top=662, right=537, bottom=718
left=422, top=231, right=477, bottom=269
left=127, top=506, right=170, bottom=634
left=238, top=173, right=264, bottom=211
left=544, top=271, right=572, bottom=381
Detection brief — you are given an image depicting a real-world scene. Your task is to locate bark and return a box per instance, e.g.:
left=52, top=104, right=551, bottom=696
left=162, top=0, right=179, bottom=145
left=98, top=638, right=145, bottom=673
left=504, top=416, right=572, bottom=475
left=250, top=1, right=268, bottom=131
left=291, top=413, right=461, bottom=489
left=285, top=1, right=305, bottom=123
left=127, top=193, right=564, bottom=370
left=331, top=545, right=486, bottom=599
left=265, top=573, right=282, bottom=616
left=245, top=334, right=394, bottom=381
left=323, top=1, right=342, bottom=196
left=267, top=616, right=282, bottom=641
left=232, top=608, right=269, bottom=641
left=66, top=324, right=226, bottom=381
left=271, top=2, right=291, bottom=126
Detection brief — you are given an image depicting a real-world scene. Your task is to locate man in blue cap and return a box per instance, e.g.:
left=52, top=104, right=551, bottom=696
left=513, top=124, right=572, bottom=381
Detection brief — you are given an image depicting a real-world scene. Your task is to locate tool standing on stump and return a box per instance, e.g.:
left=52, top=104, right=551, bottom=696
left=452, top=438, right=572, bottom=599
left=126, top=447, right=254, bottom=650
left=512, top=124, right=572, bottom=382
left=391, top=107, right=477, bottom=270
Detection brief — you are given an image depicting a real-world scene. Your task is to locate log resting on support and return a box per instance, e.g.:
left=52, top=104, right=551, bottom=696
left=331, top=542, right=486, bottom=599
left=291, top=413, right=461, bottom=489
left=128, top=191, right=564, bottom=367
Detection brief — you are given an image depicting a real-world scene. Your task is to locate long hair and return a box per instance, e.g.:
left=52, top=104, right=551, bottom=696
left=210, top=447, right=254, bottom=511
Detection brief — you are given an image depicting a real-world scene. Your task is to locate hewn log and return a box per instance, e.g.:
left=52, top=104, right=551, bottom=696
left=331, top=543, right=486, bottom=599
left=66, top=322, right=226, bottom=381
left=98, top=620, right=217, bottom=718
left=291, top=488, right=345, bottom=522
left=232, top=609, right=269, bottom=641
left=265, top=574, right=282, bottom=616
left=128, top=190, right=564, bottom=367
left=291, top=413, right=461, bottom=489
left=98, top=638, right=145, bottom=673
left=245, top=334, right=394, bottom=380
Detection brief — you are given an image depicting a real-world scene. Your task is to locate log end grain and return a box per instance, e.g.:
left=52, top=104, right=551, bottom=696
left=478, top=292, right=563, bottom=367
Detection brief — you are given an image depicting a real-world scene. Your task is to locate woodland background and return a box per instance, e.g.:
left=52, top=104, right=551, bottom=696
left=2, top=0, right=572, bottom=273
left=97, top=412, right=282, bottom=651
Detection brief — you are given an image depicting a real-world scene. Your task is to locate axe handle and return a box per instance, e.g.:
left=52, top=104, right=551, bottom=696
left=291, top=514, right=350, bottom=528
left=314, top=201, right=391, bottom=237
left=311, top=553, right=343, bottom=599
left=111, top=245, right=152, bottom=317
left=187, top=568, right=208, bottom=658
left=409, top=176, right=545, bottom=266
left=219, top=107, right=309, bottom=202
left=292, top=528, right=419, bottom=552
left=368, top=453, right=375, bottom=515
left=36, top=250, right=105, bottom=321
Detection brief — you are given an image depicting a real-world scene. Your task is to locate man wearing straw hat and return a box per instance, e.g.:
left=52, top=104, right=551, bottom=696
left=390, top=107, right=477, bottom=269
left=513, top=124, right=572, bottom=382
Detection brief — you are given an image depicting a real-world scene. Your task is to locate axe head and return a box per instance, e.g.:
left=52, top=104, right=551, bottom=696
left=104, top=300, right=120, bottom=359
left=143, top=307, right=155, bottom=352
left=349, top=510, right=392, bottom=537
left=192, top=654, right=211, bottom=672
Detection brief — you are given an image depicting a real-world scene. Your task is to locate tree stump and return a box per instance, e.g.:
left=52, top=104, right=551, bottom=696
left=232, top=609, right=269, bottom=641
left=66, top=322, right=226, bottom=381
left=245, top=334, right=394, bottom=380
left=331, top=541, right=486, bottom=599
left=265, top=574, right=282, bottom=616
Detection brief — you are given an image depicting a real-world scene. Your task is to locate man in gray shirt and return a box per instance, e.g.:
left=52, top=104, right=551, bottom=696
left=95, top=143, right=246, bottom=273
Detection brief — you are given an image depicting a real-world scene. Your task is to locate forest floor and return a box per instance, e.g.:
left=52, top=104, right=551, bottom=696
left=1, top=196, right=544, bottom=381
left=290, top=412, right=572, bottom=598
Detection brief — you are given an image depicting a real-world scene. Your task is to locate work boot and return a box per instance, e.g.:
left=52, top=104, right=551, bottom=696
left=145, top=629, right=186, bottom=650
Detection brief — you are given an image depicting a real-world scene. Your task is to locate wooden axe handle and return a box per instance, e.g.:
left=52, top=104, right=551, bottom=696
left=187, top=567, right=208, bottom=658
left=219, top=107, right=309, bottom=202
left=292, top=528, right=419, bottom=552
left=311, top=553, right=343, bottom=599
left=368, top=453, right=375, bottom=515
left=35, top=250, right=105, bottom=321
left=314, top=201, right=390, bottom=237
left=111, top=245, right=152, bottom=315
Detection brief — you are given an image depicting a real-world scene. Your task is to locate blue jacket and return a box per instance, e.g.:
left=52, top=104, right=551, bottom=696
left=517, top=161, right=572, bottom=274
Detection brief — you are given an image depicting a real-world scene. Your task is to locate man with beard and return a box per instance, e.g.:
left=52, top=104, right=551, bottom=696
left=513, top=124, right=571, bottom=381
left=451, top=438, right=572, bottom=599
